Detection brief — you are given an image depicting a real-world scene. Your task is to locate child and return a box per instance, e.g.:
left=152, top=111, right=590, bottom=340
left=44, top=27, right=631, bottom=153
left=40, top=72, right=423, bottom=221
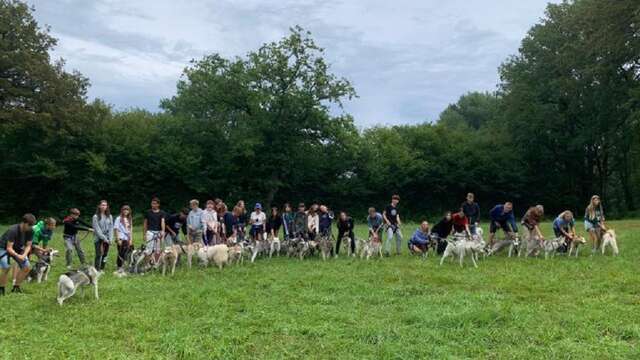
left=0, top=214, right=36, bottom=295
left=201, top=200, right=218, bottom=246
left=187, top=199, right=204, bottom=245
left=584, top=195, right=606, bottom=253
left=93, top=200, right=114, bottom=271
left=31, top=217, right=56, bottom=258
left=250, top=203, right=266, bottom=241
left=409, top=221, right=431, bottom=255
left=383, top=195, right=403, bottom=256
left=114, top=205, right=133, bottom=271
left=143, top=197, right=167, bottom=261
left=62, top=208, right=93, bottom=269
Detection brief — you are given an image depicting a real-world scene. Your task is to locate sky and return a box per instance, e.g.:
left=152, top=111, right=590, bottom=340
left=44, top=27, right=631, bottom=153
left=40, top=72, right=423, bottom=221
left=28, top=0, right=556, bottom=127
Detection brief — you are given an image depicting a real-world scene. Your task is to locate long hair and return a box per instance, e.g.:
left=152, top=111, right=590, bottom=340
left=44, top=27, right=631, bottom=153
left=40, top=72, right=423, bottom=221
left=586, top=195, right=602, bottom=220
left=95, top=200, right=110, bottom=219
left=120, top=205, right=132, bottom=230
left=558, top=210, right=574, bottom=221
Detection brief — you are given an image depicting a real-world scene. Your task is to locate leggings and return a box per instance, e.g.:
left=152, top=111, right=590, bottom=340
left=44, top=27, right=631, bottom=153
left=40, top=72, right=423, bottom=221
left=336, top=231, right=355, bottom=254
left=94, top=240, right=110, bottom=270
left=116, top=241, right=131, bottom=268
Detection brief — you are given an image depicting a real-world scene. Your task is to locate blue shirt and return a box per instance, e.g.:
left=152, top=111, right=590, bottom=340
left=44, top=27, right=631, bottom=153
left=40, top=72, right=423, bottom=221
left=489, top=205, right=518, bottom=232
left=367, top=213, right=383, bottom=230
left=553, top=216, right=575, bottom=231
left=410, top=228, right=430, bottom=245
left=319, top=212, right=332, bottom=234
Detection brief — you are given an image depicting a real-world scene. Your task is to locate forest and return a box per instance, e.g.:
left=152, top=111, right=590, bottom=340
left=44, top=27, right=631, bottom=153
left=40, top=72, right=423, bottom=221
left=1, top=0, right=639, bottom=221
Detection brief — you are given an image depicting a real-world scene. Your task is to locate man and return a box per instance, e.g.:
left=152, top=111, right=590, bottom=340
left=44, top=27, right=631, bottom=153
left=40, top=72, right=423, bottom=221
left=461, top=193, right=480, bottom=235
left=292, top=203, right=308, bottom=239
left=186, top=199, right=204, bottom=245
left=165, top=208, right=188, bottom=246
left=367, top=207, right=384, bottom=240
left=336, top=211, right=355, bottom=256
left=383, top=194, right=403, bottom=256
left=142, top=197, right=166, bottom=262
left=250, top=203, right=266, bottom=241
left=451, top=208, right=471, bottom=237
left=0, top=214, right=36, bottom=295
left=31, top=217, right=56, bottom=257
left=488, top=202, right=518, bottom=247
left=62, top=208, right=93, bottom=269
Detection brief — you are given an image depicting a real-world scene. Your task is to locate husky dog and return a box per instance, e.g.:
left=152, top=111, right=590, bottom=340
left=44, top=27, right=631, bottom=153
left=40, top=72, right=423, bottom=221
left=440, top=233, right=480, bottom=268
left=543, top=237, right=566, bottom=259
left=486, top=234, right=519, bottom=258
left=57, top=266, right=101, bottom=305
left=269, top=236, right=281, bottom=258
left=197, top=244, right=230, bottom=269
left=361, top=233, right=383, bottom=260
left=250, top=239, right=270, bottom=263
left=319, top=234, right=334, bottom=261
left=567, top=236, right=587, bottom=257
left=228, top=244, right=243, bottom=265
left=601, top=229, right=619, bottom=256
left=27, top=249, right=59, bottom=283
left=128, top=246, right=150, bottom=274
left=159, top=246, right=179, bottom=276
left=355, top=237, right=368, bottom=257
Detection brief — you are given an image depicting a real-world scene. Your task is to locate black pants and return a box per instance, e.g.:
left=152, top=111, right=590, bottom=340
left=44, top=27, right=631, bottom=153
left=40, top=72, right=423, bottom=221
left=336, top=230, right=355, bottom=254
left=116, top=241, right=131, bottom=268
left=94, top=240, right=109, bottom=270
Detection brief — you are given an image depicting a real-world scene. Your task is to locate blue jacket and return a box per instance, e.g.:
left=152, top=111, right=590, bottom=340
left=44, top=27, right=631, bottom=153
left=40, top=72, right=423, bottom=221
left=319, top=212, right=332, bottom=234
left=490, top=205, right=518, bottom=232
left=410, top=228, right=430, bottom=245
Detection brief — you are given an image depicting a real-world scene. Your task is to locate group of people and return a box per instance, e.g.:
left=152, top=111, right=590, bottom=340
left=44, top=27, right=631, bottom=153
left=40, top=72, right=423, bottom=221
left=0, top=193, right=608, bottom=295
left=406, top=194, right=608, bottom=258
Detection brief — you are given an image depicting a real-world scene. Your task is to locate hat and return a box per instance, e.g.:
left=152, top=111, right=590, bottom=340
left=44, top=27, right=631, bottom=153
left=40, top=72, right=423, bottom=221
left=255, top=203, right=262, bottom=209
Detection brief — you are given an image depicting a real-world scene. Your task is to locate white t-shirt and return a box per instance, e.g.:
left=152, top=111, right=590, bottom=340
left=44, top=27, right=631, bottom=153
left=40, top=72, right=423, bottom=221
left=251, top=211, right=266, bottom=226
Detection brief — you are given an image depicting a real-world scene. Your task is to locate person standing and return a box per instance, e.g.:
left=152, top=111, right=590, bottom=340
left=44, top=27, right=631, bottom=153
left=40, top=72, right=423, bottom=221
left=92, top=200, right=114, bottom=271
left=62, top=208, right=93, bottom=269
left=250, top=203, right=267, bottom=241
left=143, top=197, right=166, bottom=262
left=383, top=195, right=403, bottom=256
left=202, top=200, right=218, bottom=246
left=266, top=207, right=282, bottom=239
left=307, top=205, right=319, bottom=240
left=318, top=205, right=333, bottom=237
left=488, top=202, right=518, bottom=248
left=114, top=205, right=133, bottom=271
left=187, top=199, right=204, bottom=245
left=282, top=203, right=295, bottom=240
left=293, top=203, right=308, bottom=239
left=584, top=195, right=606, bottom=254
left=0, top=214, right=36, bottom=295
left=336, top=211, right=355, bottom=256
left=461, top=193, right=480, bottom=235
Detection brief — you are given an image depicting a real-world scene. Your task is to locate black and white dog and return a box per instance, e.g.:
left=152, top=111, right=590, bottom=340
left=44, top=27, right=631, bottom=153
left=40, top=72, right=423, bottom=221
left=57, top=266, right=101, bottom=305
left=27, top=249, right=59, bottom=283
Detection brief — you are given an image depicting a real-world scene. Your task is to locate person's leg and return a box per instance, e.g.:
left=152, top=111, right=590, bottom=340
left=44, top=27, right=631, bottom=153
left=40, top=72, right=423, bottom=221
left=0, top=251, right=9, bottom=294
left=336, top=230, right=344, bottom=255
left=384, top=227, right=393, bottom=255
left=100, top=242, right=109, bottom=270
left=94, top=241, right=102, bottom=269
left=13, top=260, right=30, bottom=287
left=74, top=236, right=86, bottom=265
left=395, top=229, right=403, bottom=255
left=489, top=221, right=497, bottom=247
left=64, top=235, right=75, bottom=267
left=116, top=242, right=124, bottom=268
left=349, top=232, right=356, bottom=254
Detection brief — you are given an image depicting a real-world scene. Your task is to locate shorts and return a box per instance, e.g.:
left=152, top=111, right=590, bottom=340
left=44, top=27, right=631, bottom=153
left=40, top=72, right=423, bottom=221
left=0, top=249, right=30, bottom=269
left=250, top=225, right=263, bottom=238
left=490, top=220, right=511, bottom=234
left=584, top=221, right=599, bottom=232
left=145, top=231, right=162, bottom=254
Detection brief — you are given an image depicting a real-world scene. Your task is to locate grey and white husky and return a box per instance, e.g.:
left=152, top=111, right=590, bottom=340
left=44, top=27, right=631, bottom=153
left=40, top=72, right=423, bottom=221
left=57, top=266, right=101, bottom=305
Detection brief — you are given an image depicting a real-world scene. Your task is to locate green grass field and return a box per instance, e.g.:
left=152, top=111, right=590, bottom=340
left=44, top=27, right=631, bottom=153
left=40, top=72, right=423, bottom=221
left=0, top=220, right=638, bottom=359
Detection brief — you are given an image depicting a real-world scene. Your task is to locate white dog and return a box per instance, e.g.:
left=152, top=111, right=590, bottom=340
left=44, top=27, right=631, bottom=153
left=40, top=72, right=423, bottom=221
left=198, top=244, right=230, bottom=269
left=57, top=266, right=101, bottom=305
left=361, top=232, right=383, bottom=260
left=27, top=249, right=59, bottom=283
left=159, top=246, right=179, bottom=275
left=269, top=236, right=281, bottom=258
left=567, top=236, right=587, bottom=257
left=601, top=229, right=619, bottom=256
left=440, top=233, right=480, bottom=268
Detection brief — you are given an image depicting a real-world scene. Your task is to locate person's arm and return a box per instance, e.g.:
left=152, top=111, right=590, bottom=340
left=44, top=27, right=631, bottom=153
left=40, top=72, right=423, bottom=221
left=142, top=217, right=148, bottom=241
left=508, top=212, right=518, bottom=233
left=534, top=224, right=544, bottom=239
left=397, top=214, right=402, bottom=227
left=382, top=210, right=390, bottom=225
left=23, top=240, right=32, bottom=258
left=6, top=241, right=24, bottom=261
left=475, top=204, right=480, bottom=224
left=115, top=219, right=122, bottom=246
left=160, top=216, right=166, bottom=238
left=181, top=221, right=188, bottom=236
left=77, top=218, right=93, bottom=232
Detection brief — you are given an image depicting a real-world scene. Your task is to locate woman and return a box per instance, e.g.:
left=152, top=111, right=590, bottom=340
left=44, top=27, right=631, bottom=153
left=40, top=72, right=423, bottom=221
left=250, top=203, right=266, bottom=241
left=336, top=211, right=355, bottom=256
left=236, top=200, right=248, bottom=236
left=307, top=205, right=319, bottom=240
left=202, top=200, right=218, bottom=246
left=409, top=221, right=431, bottom=255
left=521, top=205, right=545, bottom=256
left=92, top=200, right=114, bottom=271
left=553, top=210, right=576, bottom=253
left=431, top=211, right=453, bottom=255
left=266, top=207, right=282, bottom=239
left=114, top=205, right=133, bottom=271
left=584, top=195, right=606, bottom=253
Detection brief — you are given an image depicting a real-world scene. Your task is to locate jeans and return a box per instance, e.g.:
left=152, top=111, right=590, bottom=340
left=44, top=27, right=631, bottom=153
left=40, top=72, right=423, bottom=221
left=64, top=234, right=86, bottom=267
left=385, top=226, right=403, bottom=255
left=94, top=240, right=110, bottom=270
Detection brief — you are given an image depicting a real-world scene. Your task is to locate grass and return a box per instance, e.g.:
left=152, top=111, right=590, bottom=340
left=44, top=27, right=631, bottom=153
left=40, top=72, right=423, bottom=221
left=0, top=220, right=639, bottom=359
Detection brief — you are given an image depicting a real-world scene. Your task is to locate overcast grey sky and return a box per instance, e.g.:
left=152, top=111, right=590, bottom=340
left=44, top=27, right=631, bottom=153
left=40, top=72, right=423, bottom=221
left=28, top=0, right=556, bottom=127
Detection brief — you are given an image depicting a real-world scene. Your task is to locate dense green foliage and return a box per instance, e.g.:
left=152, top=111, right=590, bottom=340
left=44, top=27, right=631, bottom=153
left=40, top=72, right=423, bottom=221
left=0, top=220, right=638, bottom=359
left=0, top=0, right=639, bottom=221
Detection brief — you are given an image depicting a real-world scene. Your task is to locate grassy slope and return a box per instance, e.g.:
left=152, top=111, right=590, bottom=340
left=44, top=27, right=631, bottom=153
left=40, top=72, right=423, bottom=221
left=0, top=221, right=638, bottom=359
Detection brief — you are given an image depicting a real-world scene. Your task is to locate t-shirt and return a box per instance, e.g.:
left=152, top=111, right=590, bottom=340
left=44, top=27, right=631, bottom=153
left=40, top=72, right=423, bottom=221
left=166, top=214, right=187, bottom=236
left=384, top=205, right=399, bottom=225
left=250, top=211, right=266, bottom=227
left=553, top=216, right=575, bottom=230
left=32, top=220, right=53, bottom=247
left=451, top=213, right=469, bottom=233
left=461, top=201, right=480, bottom=223
left=0, top=224, right=33, bottom=253
left=145, top=210, right=167, bottom=231
left=223, top=212, right=236, bottom=237
left=266, top=214, right=282, bottom=234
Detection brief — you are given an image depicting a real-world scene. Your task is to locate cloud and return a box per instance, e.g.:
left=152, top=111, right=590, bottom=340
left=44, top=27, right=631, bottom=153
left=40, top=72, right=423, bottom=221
left=27, top=0, right=556, bottom=126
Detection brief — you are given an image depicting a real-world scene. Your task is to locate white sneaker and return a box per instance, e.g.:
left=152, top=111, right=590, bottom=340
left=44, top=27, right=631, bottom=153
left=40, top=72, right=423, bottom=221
left=66, top=265, right=72, bottom=270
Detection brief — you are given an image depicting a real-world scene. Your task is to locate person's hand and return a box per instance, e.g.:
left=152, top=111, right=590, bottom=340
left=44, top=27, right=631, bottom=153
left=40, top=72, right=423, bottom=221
left=117, top=240, right=122, bottom=247
left=89, top=229, right=94, bottom=232
left=16, top=254, right=25, bottom=262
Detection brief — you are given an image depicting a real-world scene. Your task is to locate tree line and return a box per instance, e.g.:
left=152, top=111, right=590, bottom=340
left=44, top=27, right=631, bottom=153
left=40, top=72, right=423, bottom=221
left=0, top=0, right=638, bottom=222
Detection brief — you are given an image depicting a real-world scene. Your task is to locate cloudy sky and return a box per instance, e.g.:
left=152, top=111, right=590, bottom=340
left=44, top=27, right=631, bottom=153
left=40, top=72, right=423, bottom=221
left=28, top=0, right=556, bottom=127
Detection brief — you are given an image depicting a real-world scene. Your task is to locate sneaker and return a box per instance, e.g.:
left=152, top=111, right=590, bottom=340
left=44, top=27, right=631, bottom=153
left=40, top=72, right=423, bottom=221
left=67, top=265, right=72, bottom=270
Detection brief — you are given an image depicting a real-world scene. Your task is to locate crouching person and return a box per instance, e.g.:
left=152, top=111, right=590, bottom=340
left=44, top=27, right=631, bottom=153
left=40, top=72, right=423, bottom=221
left=553, top=210, right=576, bottom=253
left=31, top=217, right=56, bottom=258
left=408, top=221, right=431, bottom=256
left=0, top=214, right=36, bottom=295
left=521, top=205, right=545, bottom=256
